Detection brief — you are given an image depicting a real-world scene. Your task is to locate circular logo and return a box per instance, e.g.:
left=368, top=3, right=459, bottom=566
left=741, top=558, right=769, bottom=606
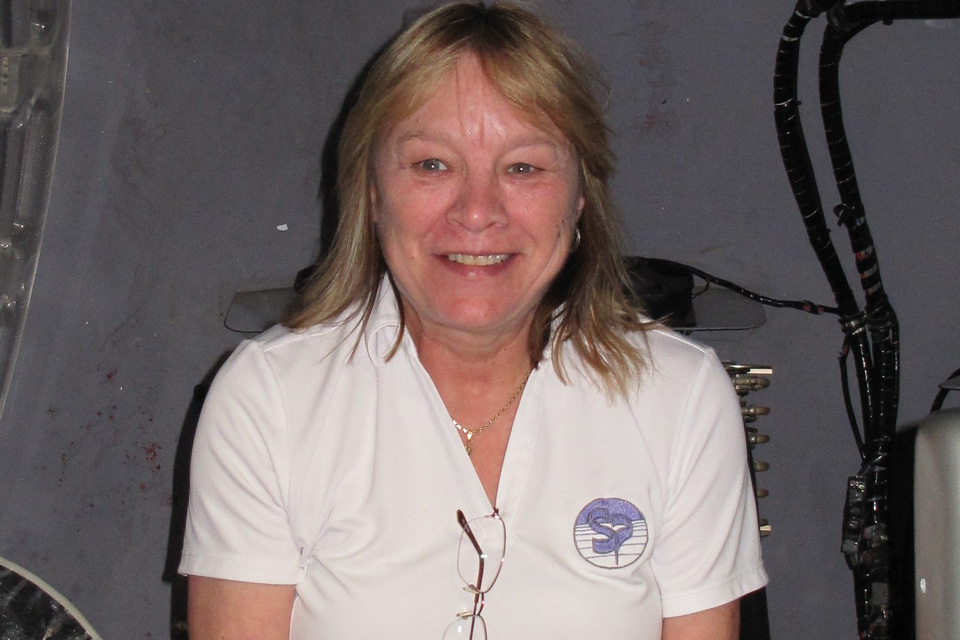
left=573, top=498, right=648, bottom=569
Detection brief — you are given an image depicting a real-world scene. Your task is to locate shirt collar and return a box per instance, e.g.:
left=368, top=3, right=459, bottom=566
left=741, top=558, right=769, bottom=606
left=362, top=277, right=404, bottom=365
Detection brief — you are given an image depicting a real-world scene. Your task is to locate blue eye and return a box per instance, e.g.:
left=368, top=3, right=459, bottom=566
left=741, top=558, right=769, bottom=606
left=417, top=158, right=447, bottom=172
left=508, top=163, right=536, bottom=175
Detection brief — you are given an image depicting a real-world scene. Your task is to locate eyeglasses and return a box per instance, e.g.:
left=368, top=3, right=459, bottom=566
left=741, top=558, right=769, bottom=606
left=442, top=509, right=506, bottom=640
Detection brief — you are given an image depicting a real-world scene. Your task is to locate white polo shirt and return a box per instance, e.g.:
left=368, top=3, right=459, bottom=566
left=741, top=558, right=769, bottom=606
left=179, top=284, right=767, bottom=639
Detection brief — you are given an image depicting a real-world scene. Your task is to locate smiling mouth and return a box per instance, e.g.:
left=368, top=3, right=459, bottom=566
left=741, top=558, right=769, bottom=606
left=447, top=253, right=511, bottom=266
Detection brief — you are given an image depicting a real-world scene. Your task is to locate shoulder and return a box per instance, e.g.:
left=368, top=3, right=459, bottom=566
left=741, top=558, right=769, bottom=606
left=596, top=324, right=727, bottom=390
left=643, top=327, right=721, bottom=374
left=252, top=321, right=354, bottom=364
left=209, top=320, right=367, bottom=405
left=626, top=327, right=734, bottom=416
left=241, top=277, right=402, bottom=373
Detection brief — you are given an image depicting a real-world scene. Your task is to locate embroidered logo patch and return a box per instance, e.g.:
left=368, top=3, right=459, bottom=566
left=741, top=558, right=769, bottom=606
left=574, top=498, right=647, bottom=569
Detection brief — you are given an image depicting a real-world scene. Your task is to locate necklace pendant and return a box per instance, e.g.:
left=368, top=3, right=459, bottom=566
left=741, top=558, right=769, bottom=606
left=464, top=432, right=474, bottom=456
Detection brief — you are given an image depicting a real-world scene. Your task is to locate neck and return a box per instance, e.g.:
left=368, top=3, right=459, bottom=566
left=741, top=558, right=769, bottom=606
left=407, top=315, right=532, bottom=383
left=402, top=305, right=535, bottom=420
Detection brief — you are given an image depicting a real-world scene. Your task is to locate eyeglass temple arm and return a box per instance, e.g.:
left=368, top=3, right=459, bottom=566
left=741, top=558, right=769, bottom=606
left=456, top=510, right=487, bottom=596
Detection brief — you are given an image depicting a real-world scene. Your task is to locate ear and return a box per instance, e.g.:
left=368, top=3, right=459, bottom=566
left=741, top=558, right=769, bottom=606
left=574, top=160, right=587, bottom=223
left=369, top=181, right=380, bottom=223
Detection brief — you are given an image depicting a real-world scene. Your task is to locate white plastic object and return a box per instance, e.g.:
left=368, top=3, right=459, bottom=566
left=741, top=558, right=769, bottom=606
left=914, top=407, right=960, bottom=639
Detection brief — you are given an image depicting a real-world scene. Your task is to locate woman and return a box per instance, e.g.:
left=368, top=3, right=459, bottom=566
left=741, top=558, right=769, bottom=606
left=179, top=3, right=767, bottom=639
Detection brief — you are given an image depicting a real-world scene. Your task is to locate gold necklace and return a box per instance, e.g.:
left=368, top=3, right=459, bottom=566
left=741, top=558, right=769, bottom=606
left=452, top=369, right=532, bottom=456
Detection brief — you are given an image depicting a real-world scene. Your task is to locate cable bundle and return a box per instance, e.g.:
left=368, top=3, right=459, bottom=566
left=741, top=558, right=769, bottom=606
left=773, top=1, right=960, bottom=637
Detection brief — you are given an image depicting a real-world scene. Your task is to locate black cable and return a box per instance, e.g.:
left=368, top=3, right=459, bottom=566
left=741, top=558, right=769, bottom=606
left=839, top=338, right=866, bottom=459
left=930, top=367, right=960, bottom=413
left=634, top=256, right=840, bottom=315
left=842, top=313, right=876, bottom=454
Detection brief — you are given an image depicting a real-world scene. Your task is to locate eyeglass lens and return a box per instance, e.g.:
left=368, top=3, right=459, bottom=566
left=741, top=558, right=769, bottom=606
left=443, top=614, right=487, bottom=639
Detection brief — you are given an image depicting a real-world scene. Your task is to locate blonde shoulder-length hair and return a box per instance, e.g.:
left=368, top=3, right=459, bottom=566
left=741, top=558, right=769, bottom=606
left=285, top=1, right=653, bottom=397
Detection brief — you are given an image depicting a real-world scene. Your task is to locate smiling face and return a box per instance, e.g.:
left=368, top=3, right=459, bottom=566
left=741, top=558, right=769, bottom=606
left=371, top=54, right=584, bottom=348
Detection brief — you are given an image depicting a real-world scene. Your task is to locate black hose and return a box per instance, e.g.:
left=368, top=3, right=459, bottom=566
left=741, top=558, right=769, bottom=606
left=819, top=14, right=901, bottom=445
left=839, top=0, right=960, bottom=26
left=773, top=1, right=960, bottom=637
left=823, top=0, right=960, bottom=448
left=798, top=2, right=958, bottom=636
left=773, top=2, right=879, bottom=437
left=774, top=1, right=861, bottom=318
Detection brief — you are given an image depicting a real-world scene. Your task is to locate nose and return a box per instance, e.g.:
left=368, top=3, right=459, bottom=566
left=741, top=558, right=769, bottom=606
left=447, top=169, right=506, bottom=232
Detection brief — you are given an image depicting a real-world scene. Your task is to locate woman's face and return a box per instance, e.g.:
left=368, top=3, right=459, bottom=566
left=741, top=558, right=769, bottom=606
left=371, top=54, right=584, bottom=345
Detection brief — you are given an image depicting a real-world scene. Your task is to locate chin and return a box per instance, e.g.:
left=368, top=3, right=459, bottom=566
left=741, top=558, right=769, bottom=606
left=440, top=303, right=533, bottom=334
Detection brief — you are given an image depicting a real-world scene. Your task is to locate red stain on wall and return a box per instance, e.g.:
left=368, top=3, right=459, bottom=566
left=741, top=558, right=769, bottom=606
left=143, top=443, right=160, bottom=461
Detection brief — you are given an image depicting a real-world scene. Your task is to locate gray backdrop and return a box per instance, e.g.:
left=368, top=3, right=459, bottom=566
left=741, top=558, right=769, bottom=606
left=1, top=1, right=957, bottom=638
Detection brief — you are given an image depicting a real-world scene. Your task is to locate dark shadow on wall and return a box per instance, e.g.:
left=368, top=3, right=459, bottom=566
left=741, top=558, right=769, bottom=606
left=298, top=37, right=398, bottom=292
left=161, top=350, right=233, bottom=638
left=889, top=422, right=917, bottom=639
left=155, top=18, right=431, bottom=638
left=155, top=37, right=400, bottom=640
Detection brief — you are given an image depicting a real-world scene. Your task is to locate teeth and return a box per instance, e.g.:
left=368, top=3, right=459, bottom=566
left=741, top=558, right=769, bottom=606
left=447, top=253, right=510, bottom=266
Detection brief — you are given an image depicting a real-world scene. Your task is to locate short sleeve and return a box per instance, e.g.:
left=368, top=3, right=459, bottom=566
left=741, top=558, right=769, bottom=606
left=651, top=348, right=768, bottom=617
left=178, top=340, right=304, bottom=584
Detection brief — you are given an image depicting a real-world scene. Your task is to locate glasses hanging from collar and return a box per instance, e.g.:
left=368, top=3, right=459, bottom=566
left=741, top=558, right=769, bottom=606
left=442, top=509, right=506, bottom=640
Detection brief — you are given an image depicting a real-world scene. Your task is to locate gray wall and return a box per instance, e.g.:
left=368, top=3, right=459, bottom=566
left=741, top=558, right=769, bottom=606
left=1, top=1, right=957, bottom=638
